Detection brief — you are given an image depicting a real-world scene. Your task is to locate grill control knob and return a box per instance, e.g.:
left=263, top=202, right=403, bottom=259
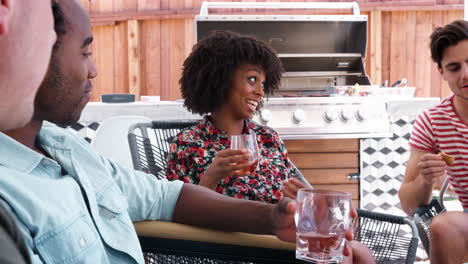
left=324, top=109, right=338, bottom=122
left=259, top=110, right=272, bottom=123
left=341, top=110, right=354, bottom=122
left=356, top=109, right=367, bottom=121
left=292, top=109, right=305, bottom=123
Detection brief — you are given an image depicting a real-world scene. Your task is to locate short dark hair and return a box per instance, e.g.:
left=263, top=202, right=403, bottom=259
left=180, top=30, right=283, bottom=115
left=51, top=1, right=68, bottom=50
left=430, top=20, right=468, bottom=68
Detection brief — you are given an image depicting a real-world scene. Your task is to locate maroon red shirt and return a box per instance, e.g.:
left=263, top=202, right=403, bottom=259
left=166, top=117, right=297, bottom=203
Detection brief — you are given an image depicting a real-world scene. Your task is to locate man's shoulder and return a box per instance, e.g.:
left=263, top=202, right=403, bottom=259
left=416, top=95, right=454, bottom=122
left=41, top=122, right=88, bottom=145
left=429, top=95, right=453, bottom=114
left=39, top=122, right=98, bottom=158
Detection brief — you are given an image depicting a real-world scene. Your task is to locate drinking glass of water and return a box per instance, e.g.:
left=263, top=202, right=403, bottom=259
left=295, top=189, right=351, bottom=263
left=230, top=134, right=260, bottom=174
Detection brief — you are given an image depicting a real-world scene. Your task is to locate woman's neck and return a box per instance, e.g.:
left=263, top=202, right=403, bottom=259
left=210, top=111, right=245, bottom=137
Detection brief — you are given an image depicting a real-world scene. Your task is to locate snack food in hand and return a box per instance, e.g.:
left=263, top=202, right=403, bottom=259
left=440, top=152, right=455, bottom=166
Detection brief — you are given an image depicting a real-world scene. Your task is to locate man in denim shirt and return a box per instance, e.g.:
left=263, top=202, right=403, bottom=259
left=0, top=0, right=369, bottom=263
left=0, top=1, right=297, bottom=263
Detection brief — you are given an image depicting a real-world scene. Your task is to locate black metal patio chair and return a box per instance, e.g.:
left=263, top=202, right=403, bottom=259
left=129, top=120, right=419, bottom=264
left=127, top=119, right=200, bottom=179
left=354, top=209, right=419, bottom=264
left=412, top=177, right=449, bottom=255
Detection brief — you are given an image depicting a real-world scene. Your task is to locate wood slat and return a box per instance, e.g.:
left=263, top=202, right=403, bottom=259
left=169, top=19, right=186, bottom=101
left=389, top=11, right=407, bottom=85
left=415, top=11, right=434, bottom=98
left=160, top=20, right=171, bottom=100
left=301, top=168, right=359, bottom=184
left=90, top=26, right=115, bottom=102
left=381, top=11, right=391, bottom=85
left=289, top=153, right=358, bottom=169
left=128, top=20, right=141, bottom=99
left=430, top=11, right=444, bottom=98
left=406, top=12, right=416, bottom=90
left=113, top=22, right=129, bottom=94
left=140, top=20, right=162, bottom=96
left=284, top=139, right=358, bottom=153
left=369, top=10, right=382, bottom=85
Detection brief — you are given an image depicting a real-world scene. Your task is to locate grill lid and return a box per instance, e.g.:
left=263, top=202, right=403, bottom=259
left=195, top=2, right=371, bottom=93
left=196, top=19, right=368, bottom=57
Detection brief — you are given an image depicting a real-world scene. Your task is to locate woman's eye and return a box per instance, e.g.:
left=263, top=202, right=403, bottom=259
left=248, top=77, right=256, bottom=83
left=83, top=52, right=93, bottom=58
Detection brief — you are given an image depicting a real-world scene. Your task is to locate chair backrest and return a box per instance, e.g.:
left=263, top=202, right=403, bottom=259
left=413, top=177, right=449, bottom=255
left=354, top=209, right=419, bottom=264
left=128, top=119, right=200, bottom=179
left=91, top=115, right=152, bottom=169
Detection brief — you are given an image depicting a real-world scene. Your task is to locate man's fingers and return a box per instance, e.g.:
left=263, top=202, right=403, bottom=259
left=345, top=226, right=354, bottom=241
left=418, top=160, right=446, bottom=169
left=277, top=198, right=295, bottom=214
left=420, top=153, right=443, bottom=161
left=343, top=241, right=352, bottom=257
left=350, top=206, right=357, bottom=219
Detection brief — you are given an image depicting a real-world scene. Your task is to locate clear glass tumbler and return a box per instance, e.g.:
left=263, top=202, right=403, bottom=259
left=295, top=189, right=352, bottom=263
left=230, top=134, right=260, bottom=174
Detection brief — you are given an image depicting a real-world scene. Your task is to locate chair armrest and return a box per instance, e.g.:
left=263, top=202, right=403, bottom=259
left=134, top=221, right=303, bottom=263
left=414, top=199, right=445, bottom=217
left=413, top=199, right=446, bottom=255
left=134, top=221, right=295, bottom=250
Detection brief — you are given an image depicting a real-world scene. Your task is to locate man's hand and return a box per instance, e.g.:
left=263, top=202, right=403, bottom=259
left=270, top=198, right=296, bottom=242
left=343, top=207, right=358, bottom=257
left=418, top=153, right=446, bottom=184
left=200, top=149, right=253, bottom=189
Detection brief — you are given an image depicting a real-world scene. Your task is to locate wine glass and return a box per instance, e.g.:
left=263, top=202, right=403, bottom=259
left=230, top=134, right=260, bottom=174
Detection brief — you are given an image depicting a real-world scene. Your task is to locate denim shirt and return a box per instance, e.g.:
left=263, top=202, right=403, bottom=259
left=0, top=122, right=184, bottom=264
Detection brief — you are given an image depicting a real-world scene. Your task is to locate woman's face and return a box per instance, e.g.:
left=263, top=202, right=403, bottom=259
left=223, top=64, right=266, bottom=120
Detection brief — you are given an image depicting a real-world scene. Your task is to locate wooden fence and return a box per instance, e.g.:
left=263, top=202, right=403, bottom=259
left=79, top=0, right=464, bottom=101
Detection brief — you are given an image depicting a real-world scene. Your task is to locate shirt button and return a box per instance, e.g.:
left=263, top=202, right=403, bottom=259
left=79, top=237, right=86, bottom=248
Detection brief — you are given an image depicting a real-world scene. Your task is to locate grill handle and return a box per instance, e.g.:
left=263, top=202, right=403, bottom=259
left=199, top=2, right=361, bottom=16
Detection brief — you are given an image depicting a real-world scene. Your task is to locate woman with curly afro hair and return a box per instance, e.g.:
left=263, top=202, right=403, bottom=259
left=166, top=31, right=307, bottom=203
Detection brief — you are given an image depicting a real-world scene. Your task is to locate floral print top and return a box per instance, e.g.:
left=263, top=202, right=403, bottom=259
left=166, top=116, right=297, bottom=204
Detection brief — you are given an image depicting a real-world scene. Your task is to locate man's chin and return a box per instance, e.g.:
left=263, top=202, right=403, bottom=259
left=455, top=92, right=468, bottom=101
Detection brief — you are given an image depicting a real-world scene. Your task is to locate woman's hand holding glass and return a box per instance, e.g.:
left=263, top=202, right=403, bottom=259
left=200, top=149, right=254, bottom=190
left=230, top=134, right=260, bottom=175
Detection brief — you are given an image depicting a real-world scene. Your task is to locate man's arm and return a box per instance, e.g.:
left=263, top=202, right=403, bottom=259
left=399, top=148, right=446, bottom=215
left=172, top=183, right=296, bottom=242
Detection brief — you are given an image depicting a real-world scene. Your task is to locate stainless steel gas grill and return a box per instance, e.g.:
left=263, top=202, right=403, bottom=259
left=196, top=2, right=391, bottom=139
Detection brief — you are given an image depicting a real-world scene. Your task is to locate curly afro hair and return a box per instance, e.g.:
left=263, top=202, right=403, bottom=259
left=180, top=30, right=283, bottom=115
left=430, top=20, right=468, bottom=68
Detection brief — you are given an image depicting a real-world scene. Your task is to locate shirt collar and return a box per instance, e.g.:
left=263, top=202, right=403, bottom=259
left=0, top=132, right=44, bottom=174
left=0, top=122, right=71, bottom=174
